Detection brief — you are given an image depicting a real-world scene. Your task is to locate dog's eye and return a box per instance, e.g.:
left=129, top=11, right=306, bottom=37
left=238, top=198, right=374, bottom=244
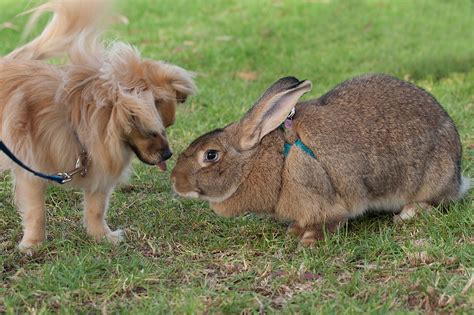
left=204, top=150, right=219, bottom=162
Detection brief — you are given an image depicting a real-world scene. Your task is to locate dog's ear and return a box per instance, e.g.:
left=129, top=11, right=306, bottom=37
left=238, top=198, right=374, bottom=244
left=143, top=61, right=197, bottom=103
left=165, top=65, right=197, bottom=103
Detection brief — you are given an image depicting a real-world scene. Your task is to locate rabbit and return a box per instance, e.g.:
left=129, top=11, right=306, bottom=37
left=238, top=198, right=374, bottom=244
left=171, top=74, right=470, bottom=245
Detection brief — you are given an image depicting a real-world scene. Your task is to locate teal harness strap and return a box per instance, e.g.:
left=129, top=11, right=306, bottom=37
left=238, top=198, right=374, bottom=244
left=295, top=139, right=316, bottom=158
left=280, top=108, right=316, bottom=159
left=283, top=139, right=316, bottom=159
left=283, top=142, right=291, bottom=156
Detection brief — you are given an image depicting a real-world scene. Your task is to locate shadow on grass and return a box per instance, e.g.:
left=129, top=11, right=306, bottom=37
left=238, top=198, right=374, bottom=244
left=402, top=53, right=474, bottom=81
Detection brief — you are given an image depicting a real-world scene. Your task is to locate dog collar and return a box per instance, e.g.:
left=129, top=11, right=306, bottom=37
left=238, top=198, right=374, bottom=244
left=56, top=132, right=91, bottom=183
left=281, top=108, right=316, bottom=159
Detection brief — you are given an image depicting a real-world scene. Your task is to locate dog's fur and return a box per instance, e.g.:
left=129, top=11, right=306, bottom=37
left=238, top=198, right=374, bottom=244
left=0, top=0, right=196, bottom=253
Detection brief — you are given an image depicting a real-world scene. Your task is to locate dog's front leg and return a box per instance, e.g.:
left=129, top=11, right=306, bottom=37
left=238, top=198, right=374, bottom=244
left=14, top=171, right=47, bottom=254
left=83, top=189, right=123, bottom=244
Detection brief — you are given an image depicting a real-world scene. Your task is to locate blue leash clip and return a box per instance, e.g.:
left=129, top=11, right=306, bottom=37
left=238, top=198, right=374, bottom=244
left=0, top=140, right=82, bottom=184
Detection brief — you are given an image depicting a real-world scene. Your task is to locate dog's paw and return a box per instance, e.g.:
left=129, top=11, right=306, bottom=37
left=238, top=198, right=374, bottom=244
left=105, top=229, right=124, bottom=245
left=18, top=240, right=42, bottom=255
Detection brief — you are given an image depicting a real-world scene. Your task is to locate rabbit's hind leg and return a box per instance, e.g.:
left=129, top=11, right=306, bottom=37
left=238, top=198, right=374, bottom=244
left=393, top=202, right=432, bottom=224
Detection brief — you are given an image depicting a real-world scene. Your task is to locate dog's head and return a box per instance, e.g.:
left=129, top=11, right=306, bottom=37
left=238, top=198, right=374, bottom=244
left=69, top=42, right=197, bottom=171
left=120, top=61, right=191, bottom=170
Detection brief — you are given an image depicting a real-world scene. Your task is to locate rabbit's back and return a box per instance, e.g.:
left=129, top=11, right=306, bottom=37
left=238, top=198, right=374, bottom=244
left=294, top=74, right=462, bottom=212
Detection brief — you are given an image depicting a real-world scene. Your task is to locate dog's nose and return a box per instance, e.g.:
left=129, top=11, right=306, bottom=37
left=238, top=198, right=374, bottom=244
left=161, top=148, right=173, bottom=161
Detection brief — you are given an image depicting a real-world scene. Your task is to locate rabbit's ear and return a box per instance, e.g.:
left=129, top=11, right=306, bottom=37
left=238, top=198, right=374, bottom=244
left=238, top=77, right=312, bottom=150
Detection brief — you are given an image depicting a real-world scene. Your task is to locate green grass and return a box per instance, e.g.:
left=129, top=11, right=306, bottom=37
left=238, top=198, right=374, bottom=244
left=1, top=0, right=473, bottom=313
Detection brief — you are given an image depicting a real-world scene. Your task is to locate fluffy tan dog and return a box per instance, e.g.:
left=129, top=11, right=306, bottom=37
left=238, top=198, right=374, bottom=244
left=0, top=0, right=196, bottom=253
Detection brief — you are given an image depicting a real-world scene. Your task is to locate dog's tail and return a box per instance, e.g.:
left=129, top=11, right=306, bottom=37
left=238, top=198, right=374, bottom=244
left=6, top=0, right=118, bottom=61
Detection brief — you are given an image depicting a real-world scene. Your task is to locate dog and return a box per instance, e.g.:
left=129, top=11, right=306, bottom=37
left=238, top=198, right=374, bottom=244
left=0, top=0, right=196, bottom=253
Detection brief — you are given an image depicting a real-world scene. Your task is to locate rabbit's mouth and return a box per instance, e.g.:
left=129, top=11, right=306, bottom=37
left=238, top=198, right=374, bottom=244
left=172, top=183, right=200, bottom=199
left=195, top=184, right=241, bottom=204
left=171, top=178, right=240, bottom=203
left=179, top=190, right=200, bottom=198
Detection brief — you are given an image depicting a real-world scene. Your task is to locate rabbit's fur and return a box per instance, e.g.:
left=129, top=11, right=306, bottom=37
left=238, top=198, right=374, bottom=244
left=171, top=74, right=470, bottom=245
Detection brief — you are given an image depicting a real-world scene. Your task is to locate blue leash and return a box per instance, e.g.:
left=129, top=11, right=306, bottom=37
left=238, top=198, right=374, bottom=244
left=0, top=140, right=69, bottom=184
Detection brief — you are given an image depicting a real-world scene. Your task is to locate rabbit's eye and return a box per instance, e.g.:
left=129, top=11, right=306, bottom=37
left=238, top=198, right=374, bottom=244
left=204, top=150, right=219, bottom=162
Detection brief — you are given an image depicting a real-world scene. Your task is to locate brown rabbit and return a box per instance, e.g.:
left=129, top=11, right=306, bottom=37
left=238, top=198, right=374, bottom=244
left=171, top=74, right=470, bottom=245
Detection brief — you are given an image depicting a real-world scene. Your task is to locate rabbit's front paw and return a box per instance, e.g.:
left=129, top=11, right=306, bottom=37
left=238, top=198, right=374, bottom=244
left=298, top=217, right=348, bottom=246
left=287, top=222, right=305, bottom=237
left=300, top=229, right=324, bottom=246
